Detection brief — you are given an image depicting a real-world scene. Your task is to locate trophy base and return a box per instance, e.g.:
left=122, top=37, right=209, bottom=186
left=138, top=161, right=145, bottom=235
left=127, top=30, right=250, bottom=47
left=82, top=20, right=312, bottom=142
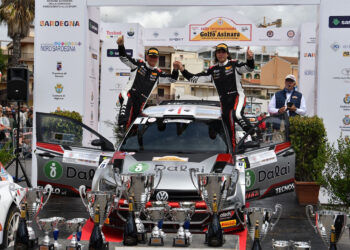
left=29, top=238, right=39, bottom=249
left=66, top=245, right=82, bottom=250
left=123, top=235, right=138, bottom=246
left=207, top=236, right=225, bottom=247
left=149, top=236, right=164, bottom=246
left=173, top=237, right=190, bottom=247
left=39, top=243, right=54, bottom=250
left=137, top=232, right=148, bottom=244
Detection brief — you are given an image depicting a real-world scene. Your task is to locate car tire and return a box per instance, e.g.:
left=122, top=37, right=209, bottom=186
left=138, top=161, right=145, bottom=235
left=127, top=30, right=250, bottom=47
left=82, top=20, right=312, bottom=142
left=0, top=204, right=20, bottom=249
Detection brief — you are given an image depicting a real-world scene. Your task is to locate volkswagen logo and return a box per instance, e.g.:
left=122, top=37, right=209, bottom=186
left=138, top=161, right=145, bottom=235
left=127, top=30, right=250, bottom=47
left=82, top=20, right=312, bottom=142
left=156, top=191, right=169, bottom=201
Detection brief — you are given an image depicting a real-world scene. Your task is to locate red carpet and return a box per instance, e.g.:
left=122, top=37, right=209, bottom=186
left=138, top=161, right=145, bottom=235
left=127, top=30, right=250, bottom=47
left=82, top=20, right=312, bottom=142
left=69, top=218, right=248, bottom=247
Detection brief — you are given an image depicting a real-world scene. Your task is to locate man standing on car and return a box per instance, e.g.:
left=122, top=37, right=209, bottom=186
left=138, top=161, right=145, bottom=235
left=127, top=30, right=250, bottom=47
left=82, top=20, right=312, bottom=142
left=116, top=36, right=179, bottom=131
left=176, top=43, right=256, bottom=148
left=268, top=74, right=306, bottom=117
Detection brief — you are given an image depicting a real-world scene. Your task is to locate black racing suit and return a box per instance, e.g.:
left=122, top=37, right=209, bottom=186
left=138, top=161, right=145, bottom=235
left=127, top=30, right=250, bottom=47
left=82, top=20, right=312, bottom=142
left=117, top=45, right=179, bottom=128
left=181, top=59, right=255, bottom=148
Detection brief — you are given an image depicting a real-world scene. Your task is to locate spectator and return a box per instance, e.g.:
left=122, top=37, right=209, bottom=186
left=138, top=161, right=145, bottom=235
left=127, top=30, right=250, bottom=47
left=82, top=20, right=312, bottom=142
left=257, top=112, right=267, bottom=131
left=268, top=74, right=306, bottom=117
left=26, top=110, right=33, bottom=127
left=6, top=107, right=15, bottom=129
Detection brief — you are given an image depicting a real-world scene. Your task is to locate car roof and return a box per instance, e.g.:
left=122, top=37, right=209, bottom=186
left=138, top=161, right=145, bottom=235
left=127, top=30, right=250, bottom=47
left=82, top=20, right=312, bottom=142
left=143, top=104, right=221, bottom=119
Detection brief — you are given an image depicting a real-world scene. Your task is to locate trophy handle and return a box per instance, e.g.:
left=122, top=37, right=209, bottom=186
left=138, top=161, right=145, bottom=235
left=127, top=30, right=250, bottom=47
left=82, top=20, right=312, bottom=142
left=189, top=168, right=199, bottom=192
left=79, top=185, right=89, bottom=209
left=154, top=169, right=163, bottom=190
left=42, top=184, right=53, bottom=207
left=306, top=205, right=317, bottom=233
left=271, top=203, right=283, bottom=230
left=234, top=202, right=246, bottom=228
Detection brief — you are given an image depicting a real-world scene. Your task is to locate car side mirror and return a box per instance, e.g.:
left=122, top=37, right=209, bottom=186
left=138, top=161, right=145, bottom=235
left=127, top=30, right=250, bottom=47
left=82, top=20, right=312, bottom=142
left=91, top=139, right=104, bottom=147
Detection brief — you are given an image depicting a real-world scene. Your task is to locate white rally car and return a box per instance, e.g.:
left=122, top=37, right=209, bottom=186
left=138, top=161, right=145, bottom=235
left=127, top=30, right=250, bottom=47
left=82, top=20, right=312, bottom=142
left=0, top=165, right=20, bottom=249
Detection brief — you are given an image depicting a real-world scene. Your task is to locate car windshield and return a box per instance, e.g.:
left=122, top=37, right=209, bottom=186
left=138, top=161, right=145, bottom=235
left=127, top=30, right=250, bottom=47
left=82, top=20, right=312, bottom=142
left=120, top=117, right=229, bottom=153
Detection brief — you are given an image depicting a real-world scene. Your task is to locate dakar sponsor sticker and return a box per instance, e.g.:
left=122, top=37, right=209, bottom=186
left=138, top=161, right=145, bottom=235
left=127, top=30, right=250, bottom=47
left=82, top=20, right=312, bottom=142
left=152, top=156, right=189, bottom=162
left=129, top=163, right=149, bottom=173
left=248, top=150, right=277, bottom=168
left=220, top=219, right=236, bottom=228
left=44, top=161, right=63, bottom=180
left=245, top=170, right=256, bottom=189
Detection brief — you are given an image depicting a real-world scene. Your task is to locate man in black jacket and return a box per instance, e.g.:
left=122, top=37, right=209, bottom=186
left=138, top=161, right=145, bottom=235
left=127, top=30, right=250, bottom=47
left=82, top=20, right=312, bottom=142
left=116, top=36, right=179, bottom=130
left=176, top=43, right=255, bottom=148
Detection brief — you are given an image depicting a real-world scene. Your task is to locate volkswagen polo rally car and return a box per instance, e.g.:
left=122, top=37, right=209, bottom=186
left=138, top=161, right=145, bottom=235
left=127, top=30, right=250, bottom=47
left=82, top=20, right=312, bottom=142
left=90, top=100, right=296, bottom=232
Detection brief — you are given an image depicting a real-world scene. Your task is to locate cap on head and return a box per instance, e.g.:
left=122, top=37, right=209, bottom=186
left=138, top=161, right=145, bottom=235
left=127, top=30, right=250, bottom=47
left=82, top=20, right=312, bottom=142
left=215, top=43, right=229, bottom=53
left=285, top=74, right=296, bottom=82
left=147, top=47, right=159, bottom=56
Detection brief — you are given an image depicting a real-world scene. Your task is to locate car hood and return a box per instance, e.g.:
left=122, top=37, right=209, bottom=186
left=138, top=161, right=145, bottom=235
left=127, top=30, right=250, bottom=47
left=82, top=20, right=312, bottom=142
left=121, top=152, right=220, bottom=190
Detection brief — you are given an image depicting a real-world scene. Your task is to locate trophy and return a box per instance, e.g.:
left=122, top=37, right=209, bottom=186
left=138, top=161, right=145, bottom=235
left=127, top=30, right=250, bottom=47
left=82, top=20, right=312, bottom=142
left=272, top=239, right=291, bottom=249
left=190, top=170, right=236, bottom=247
left=79, top=186, right=117, bottom=248
left=65, top=218, right=87, bottom=250
left=51, top=217, right=66, bottom=249
left=291, top=241, right=311, bottom=249
left=37, top=217, right=55, bottom=250
left=170, top=202, right=195, bottom=247
left=119, top=171, right=162, bottom=243
left=146, top=204, right=168, bottom=246
left=306, top=205, right=348, bottom=246
left=9, top=183, right=53, bottom=248
left=237, top=204, right=283, bottom=242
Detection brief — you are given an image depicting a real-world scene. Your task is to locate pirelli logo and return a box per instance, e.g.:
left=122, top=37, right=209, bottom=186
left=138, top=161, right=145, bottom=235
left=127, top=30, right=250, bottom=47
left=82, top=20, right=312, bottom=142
left=151, top=72, right=158, bottom=76
left=225, top=66, right=232, bottom=70
left=220, top=219, right=236, bottom=228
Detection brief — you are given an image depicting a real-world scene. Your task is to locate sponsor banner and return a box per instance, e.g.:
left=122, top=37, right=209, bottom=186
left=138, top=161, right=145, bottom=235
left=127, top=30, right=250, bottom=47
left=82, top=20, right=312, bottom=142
left=99, top=22, right=144, bottom=144
left=143, top=28, right=185, bottom=46
left=83, top=7, right=100, bottom=135
left=299, top=23, right=316, bottom=116
left=317, top=0, right=350, bottom=143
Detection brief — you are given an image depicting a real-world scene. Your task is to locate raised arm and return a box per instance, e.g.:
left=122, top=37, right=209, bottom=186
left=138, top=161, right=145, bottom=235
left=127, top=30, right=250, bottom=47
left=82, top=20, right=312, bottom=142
left=236, top=46, right=255, bottom=74
left=177, top=61, right=212, bottom=83
left=117, top=35, right=138, bottom=70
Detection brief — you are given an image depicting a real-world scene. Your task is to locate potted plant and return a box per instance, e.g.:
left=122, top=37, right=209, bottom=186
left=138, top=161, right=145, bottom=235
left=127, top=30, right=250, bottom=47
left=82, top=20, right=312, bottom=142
left=319, top=135, right=350, bottom=209
left=289, top=116, right=327, bottom=205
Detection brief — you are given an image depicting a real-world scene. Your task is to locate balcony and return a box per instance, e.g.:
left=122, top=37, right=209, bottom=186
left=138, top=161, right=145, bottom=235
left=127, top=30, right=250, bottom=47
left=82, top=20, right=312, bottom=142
left=148, top=94, right=175, bottom=105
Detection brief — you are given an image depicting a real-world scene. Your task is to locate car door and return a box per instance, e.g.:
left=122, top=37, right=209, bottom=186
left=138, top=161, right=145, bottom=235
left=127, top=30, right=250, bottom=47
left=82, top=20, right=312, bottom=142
left=236, top=113, right=296, bottom=201
left=35, top=112, right=115, bottom=196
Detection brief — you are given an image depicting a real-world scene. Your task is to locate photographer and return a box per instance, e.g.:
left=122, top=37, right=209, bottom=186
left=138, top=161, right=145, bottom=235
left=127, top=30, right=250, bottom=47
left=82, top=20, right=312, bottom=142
left=268, top=74, right=306, bottom=117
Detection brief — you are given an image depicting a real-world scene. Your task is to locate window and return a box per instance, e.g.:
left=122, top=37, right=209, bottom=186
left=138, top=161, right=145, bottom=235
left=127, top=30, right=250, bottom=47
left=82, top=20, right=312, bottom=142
left=157, top=88, right=164, bottom=97
left=254, top=74, right=260, bottom=79
left=246, top=73, right=252, bottom=79
left=159, top=56, right=166, bottom=67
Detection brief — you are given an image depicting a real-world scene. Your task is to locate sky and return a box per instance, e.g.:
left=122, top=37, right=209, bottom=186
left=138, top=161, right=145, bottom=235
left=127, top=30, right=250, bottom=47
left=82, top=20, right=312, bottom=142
left=0, top=4, right=318, bottom=55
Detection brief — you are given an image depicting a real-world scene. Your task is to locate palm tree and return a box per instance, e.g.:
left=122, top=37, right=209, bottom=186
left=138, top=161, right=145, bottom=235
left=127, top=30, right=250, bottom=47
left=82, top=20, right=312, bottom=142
left=0, top=0, right=35, bottom=66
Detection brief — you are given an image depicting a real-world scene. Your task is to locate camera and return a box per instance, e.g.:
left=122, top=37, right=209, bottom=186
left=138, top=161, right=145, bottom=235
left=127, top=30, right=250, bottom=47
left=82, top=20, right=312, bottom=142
left=287, top=102, right=293, bottom=108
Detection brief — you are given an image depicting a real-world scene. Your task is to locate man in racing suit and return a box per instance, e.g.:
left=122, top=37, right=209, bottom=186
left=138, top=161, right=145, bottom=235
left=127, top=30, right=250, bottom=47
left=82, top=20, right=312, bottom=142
left=176, top=43, right=255, bottom=148
left=116, top=36, right=179, bottom=130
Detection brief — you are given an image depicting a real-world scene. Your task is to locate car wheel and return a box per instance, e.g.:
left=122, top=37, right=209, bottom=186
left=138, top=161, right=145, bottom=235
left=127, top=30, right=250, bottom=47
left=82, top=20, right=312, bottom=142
left=1, top=204, right=20, bottom=249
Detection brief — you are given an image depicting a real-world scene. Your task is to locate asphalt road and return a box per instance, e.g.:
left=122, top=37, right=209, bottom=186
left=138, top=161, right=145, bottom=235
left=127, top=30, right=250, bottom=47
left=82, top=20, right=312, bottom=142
left=6, top=157, right=350, bottom=250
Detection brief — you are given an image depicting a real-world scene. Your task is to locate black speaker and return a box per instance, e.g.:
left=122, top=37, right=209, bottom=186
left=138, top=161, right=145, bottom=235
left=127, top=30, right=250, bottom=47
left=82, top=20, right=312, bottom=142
left=7, top=67, right=29, bottom=102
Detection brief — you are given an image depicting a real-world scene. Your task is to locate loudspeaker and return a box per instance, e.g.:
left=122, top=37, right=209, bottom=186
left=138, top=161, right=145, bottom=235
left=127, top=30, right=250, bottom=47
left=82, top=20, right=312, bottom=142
left=7, top=67, right=29, bottom=102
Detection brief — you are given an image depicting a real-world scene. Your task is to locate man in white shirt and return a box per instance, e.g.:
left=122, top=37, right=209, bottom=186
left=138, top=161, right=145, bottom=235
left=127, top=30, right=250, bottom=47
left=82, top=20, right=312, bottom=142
left=268, top=74, right=306, bottom=117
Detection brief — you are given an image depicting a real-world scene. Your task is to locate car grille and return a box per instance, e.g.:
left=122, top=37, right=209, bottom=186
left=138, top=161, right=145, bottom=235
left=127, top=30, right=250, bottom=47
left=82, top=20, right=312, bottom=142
left=150, top=189, right=202, bottom=201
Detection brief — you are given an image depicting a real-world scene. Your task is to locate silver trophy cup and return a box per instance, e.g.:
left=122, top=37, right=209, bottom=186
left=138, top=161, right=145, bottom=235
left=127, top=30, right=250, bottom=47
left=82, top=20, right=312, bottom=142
left=65, top=218, right=87, bottom=250
left=9, top=183, right=53, bottom=246
left=306, top=205, right=347, bottom=246
left=37, top=217, right=55, bottom=249
left=79, top=186, right=117, bottom=245
left=146, top=205, right=168, bottom=246
left=119, top=171, right=162, bottom=243
left=170, top=202, right=195, bottom=247
left=237, top=204, right=283, bottom=242
left=291, top=241, right=311, bottom=249
left=272, top=239, right=292, bottom=250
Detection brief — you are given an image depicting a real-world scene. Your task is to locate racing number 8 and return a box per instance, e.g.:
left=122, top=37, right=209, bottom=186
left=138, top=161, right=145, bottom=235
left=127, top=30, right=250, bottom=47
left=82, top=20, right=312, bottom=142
left=135, top=164, right=143, bottom=172
left=246, top=173, right=251, bottom=188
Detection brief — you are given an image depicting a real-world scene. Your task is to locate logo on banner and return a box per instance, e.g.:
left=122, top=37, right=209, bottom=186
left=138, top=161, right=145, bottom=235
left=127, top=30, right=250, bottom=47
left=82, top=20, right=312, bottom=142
left=91, top=53, right=98, bottom=60
left=57, top=62, right=62, bottom=71
left=153, top=32, right=159, bottom=38
left=344, top=94, right=350, bottom=104
left=116, top=72, right=130, bottom=77
left=42, top=0, right=77, bottom=8
left=304, top=70, right=315, bottom=76
left=287, top=30, right=295, bottom=38
left=107, top=49, right=133, bottom=57
left=330, top=42, right=340, bottom=51
left=266, top=30, right=274, bottom=38
left=304, top=52, right=316, bottom=57
left=329, top=16, right=350, bottom=28
left=108, top=66, right=114, bottom=72
left=55, top=84, right=64, bottom=94
left=343, top=51, right=350, bottom=57
left=40, top=20, right=80, bottom=27
left=169, top=31, right=184, bottom=42
left=342, top=68, right=350, bottom=76
left=89, top=19, right=98, bottom=34
left=343, top=115, right=350, bottom=126
left=106, top=30, right=122, bottom=38
left=41, top=41, right=82, bottom=52
left=189, top=17, right=252, bottom=41
left=127, top=28, right=135, bottom=37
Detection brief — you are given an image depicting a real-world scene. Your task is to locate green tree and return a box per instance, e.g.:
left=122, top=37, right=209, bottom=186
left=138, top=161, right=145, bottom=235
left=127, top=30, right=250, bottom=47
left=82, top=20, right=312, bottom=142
left=0, top=0, right=35, bottom=66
